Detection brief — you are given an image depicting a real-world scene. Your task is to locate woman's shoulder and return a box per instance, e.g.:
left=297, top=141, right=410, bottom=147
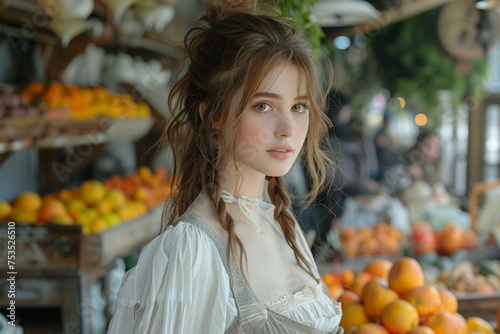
left=116, top=218, right=224, bottom=306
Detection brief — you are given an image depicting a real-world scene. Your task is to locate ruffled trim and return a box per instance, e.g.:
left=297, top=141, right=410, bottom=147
left=265, top=284, right=323, bottom=313
left=265, top=283, right=342, bottom=332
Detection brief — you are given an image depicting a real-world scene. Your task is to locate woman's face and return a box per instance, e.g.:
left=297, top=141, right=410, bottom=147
left=234, top=63, right=309, bottom=178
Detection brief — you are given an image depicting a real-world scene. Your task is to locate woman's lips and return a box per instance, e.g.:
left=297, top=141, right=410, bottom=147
left=266, top=145, right=293, bottom=160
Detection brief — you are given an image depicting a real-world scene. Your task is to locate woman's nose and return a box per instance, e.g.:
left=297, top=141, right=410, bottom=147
left=274, top=112, right=295, bottom=138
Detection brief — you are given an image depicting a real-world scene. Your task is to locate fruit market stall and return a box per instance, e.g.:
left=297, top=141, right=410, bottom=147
left=318, top=186, right=500, bottom=332
left=0, top=166, right=171, bottom=333
left=321, top=257, right=500, bottom=334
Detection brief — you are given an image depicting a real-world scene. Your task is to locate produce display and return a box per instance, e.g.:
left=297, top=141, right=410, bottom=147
left=21, top=82, right=151, bottom=120
left=0, top=166, right=171, bottom=234
left=421, top=259, right=500, bottom=294
left=339, top=222, right=404, bottom=258
left=322, top=257, right=498, bottom=334
left=411, top=221, right=478, bottom=257
left=0, top=83, right=151, bottom=121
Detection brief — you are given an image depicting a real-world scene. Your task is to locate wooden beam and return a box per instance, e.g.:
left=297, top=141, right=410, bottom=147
left=324, top=0, right=454, bottom=39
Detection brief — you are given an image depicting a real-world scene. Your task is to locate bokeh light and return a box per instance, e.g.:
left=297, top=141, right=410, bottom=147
left=334, top=36, right=351, bottom=50
left=415, top=113, right=428, bottom=126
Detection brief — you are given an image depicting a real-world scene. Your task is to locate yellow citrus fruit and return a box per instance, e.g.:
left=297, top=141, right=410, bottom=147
left=89, top=217, right=107, bottom=234
left=104, top=189, right=126, bottom=209
left=0, top=200, right=13, bottom=220
left=66, top=198, right=87, bottom=212
left=340, top=302, right=370, bottom=331
left=101, top=212, right=121, bottom=227
left=51, top=214, right=74, bottom=225
left=80, top=180, right=106, bottom=205
left=94, top=200, right=113, bottom=215
left=10, top=209, right=38, bottom=223
left=466, top=316, right=494, bottom=333
left=13, top=191, right=42, bottom=212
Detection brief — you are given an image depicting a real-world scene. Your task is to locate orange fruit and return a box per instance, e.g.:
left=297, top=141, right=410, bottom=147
left=38, top=200, right=67, bottom=222
left=94, top=200, right=113, bottom=215
left=364, top=285, right=399, bottom=320
left=322, top=273, right=340, bottom=285
left=381, top=299, right=419, bottom=334
left=355, top=322, right=389, bottom=334
left=57, top=188, right=73, bottom=203
left=378, top=237, right=401, bottom=255
left=361, top=277, right=388, bottom=300
left=411, top=222, right=437, bottom=255
left=80, top=180, right=106, bottom=205
left=409, top=325, right=436, bottom=334
left=340, top=269, right=354, bottom=287
left=438, top=289, right=458, bottom=314
left=343, top=237, right=359, bottom=258
left=0, top=200, right=13, bottom=220
left=351, top=272, right=372, bottom=296
left=364, top=259, right=393, bottom=280
left=340, top=302, right=370, bottom=331
left=338, top=289, right=361, bottom=309
left=403, top=284, right=441, bottom=316
left=425, top=311, right=462, bottom=334
left=359, top=238, right=379, bottom=255
left=440, top=224, right=464, bottom=255
left=466, top=316, right=494, bottom=333
left=358, top=226, right=373, bottom=241
left=340, top=226, right=357, bottom=241
left=326, top=283, right=344, bottom=300
left=13, top=191, right=42, bottom=212
left=388, top=257, right=424, bottom=295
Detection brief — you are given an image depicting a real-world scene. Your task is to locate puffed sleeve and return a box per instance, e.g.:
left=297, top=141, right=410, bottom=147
left=107, top=222, right=237, bottom=334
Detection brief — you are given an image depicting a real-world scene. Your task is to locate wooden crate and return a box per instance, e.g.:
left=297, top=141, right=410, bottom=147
left=0, top=221, right=83, bottom=272
left=456, top=292, right=500, bottom=322
left=83, top=205, right=163, bottom=268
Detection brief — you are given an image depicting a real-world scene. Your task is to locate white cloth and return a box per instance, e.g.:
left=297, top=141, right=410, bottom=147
left=108, top=205, right=342, bottom=333
left=220, top=189, right=265, bottom=234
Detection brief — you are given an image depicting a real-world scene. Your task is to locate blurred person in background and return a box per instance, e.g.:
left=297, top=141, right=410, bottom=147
left=301, top=90, right=377, bottom=256
left=373, top=112, right=400, bottom=182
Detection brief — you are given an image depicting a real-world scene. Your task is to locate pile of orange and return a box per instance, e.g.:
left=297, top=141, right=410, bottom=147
left=21, top=82, right=151, bottom=120
left=411, top=222, right=477, bottom=256
left=340, top=222, right=403, bottom=258
left=323, top=257, right=496, bottom=334
left=1, top=166, right=172, bottom=234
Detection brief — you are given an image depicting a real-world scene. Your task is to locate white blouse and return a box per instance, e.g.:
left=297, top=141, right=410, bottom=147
left=108, top=216, right=342, bottom=333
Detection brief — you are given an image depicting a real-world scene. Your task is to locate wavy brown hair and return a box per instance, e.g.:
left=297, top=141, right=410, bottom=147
left=161, top=0, right=335, bottom=281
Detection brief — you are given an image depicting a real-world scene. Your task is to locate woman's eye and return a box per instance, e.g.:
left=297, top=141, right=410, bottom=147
left=254, top=103, right=271, bottom=113
left=291, top=104, right=307, bottom=113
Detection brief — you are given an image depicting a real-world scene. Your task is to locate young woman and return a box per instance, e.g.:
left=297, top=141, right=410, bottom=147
left=108, top=1, right=343, bottom=333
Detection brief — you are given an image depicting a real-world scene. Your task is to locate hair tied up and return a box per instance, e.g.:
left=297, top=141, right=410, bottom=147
left=205, top=0, right=260, bottom=23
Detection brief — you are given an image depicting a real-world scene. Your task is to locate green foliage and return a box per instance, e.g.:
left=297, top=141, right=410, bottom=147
left=273, top=0, right=325, bottom=48
left=366, top=8, right=487, bottom=109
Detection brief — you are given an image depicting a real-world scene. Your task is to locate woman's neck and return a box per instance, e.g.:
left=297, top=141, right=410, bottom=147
left=221, top=166, right=266, bottom=199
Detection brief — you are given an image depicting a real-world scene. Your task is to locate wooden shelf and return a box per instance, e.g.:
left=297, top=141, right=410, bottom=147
left=0, top=116, right=154, bottom=153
